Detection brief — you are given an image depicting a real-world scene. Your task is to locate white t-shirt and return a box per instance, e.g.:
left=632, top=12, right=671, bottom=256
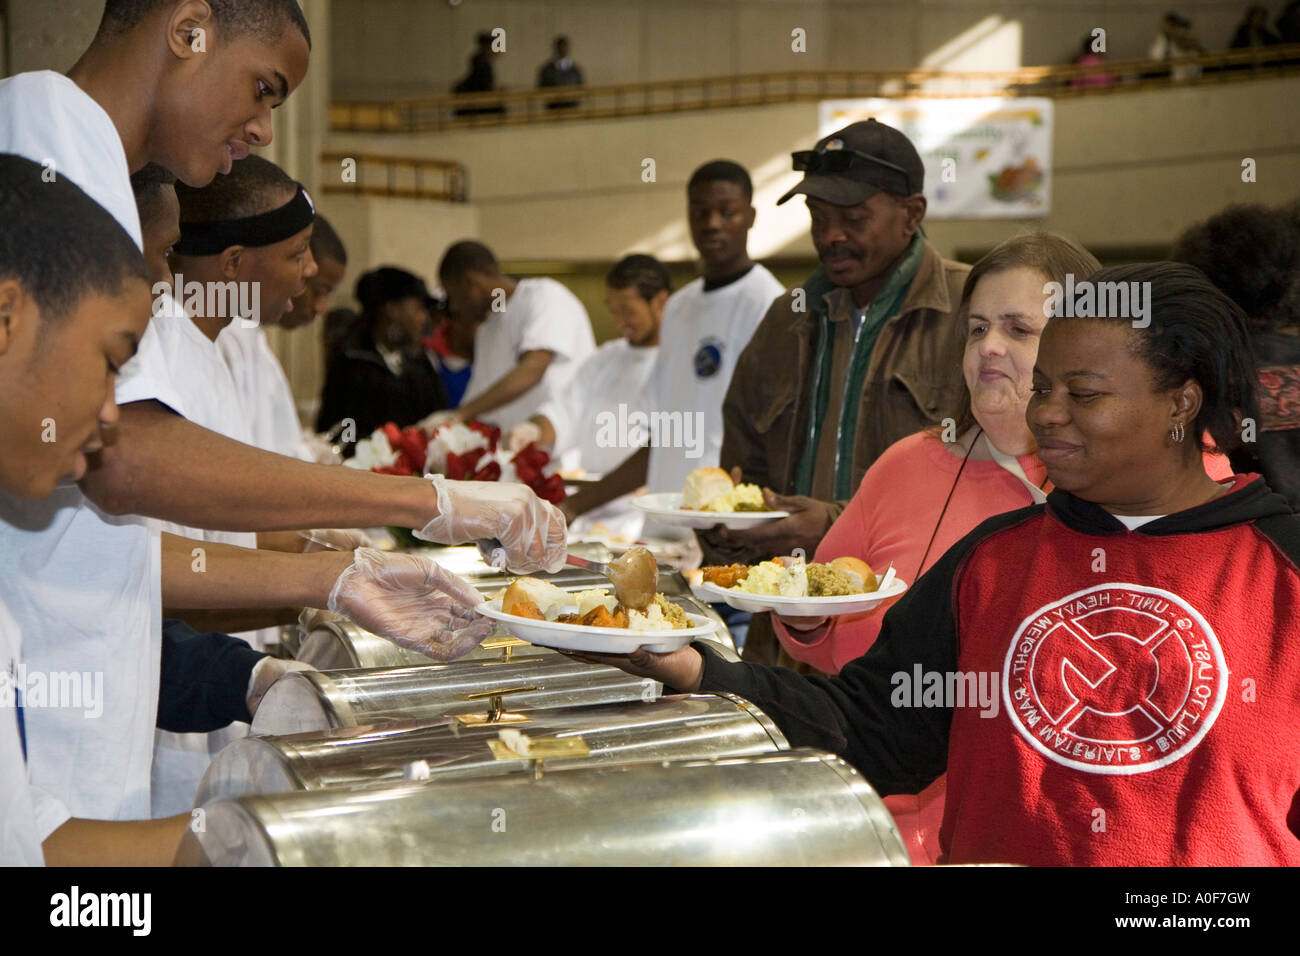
left=643, top=265, right=784, bottom=494
left=0, top=599, right=46, bottom=866
left=461, top=277, right=596, bottom=432
left=0, top=70, right=188, bottom=828
left=218, top=323, right=314, bottom=461
left=140, top=303, right=257, bottom=547
left=143, top=301, right=263, bottom=816
left=535, top=338, right=659, bottom=476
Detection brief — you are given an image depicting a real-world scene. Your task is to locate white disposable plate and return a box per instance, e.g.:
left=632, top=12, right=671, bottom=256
left=477, top=598, right=716, bottom=653
left=692, top=574, right=908, bottom=616
left=630, top=492, right=788, bottom=530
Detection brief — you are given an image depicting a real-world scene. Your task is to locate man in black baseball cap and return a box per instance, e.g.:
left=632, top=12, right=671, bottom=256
left=704, top=118, right=972, bottom=672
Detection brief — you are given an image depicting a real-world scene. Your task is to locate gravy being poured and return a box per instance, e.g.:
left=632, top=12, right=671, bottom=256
left=606, top=546, right=658, bottom=610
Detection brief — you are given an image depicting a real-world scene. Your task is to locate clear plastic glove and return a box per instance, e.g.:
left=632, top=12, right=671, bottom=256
left=246, top=658, right=316, bottom=716
left=505, top=421, right=542, bottom=453
left=298, top=605, right=346, bottom=633
left=415, top=474, right=567, bottom=573
left=299, top=528, right=374, bottom=553
left=327, top=547, right=496, bottom=661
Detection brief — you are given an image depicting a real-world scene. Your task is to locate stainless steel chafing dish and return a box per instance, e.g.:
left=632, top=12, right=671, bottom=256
left=200, top=692, right=787, bottom=803
left=182, top=749, right=910, bottom=866
left=249, top=655, right=666, bottom=736
left=295, top=618, right=552, bottom=669
left=293, top=545, right=736, bottom=669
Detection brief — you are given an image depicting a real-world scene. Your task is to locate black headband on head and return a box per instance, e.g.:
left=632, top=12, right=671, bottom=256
left=175, top=186, right=316, bottom=257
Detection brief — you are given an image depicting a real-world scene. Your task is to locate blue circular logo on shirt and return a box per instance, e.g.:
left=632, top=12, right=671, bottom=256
left=694, top=339, right=724, bottom=379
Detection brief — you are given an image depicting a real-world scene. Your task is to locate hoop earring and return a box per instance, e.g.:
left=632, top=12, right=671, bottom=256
left=1170, top=422, right=1185, bottom=443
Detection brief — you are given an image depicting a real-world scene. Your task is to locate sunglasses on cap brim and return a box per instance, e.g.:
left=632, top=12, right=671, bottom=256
left=791, top=147, right=916, bottom=195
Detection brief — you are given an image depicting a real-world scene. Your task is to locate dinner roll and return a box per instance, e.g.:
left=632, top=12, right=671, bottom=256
left=502, top=577, right=570, bottom=616
left=830, top=556, right=876, bottom=592
left=682, top=467, right=734, bottom=509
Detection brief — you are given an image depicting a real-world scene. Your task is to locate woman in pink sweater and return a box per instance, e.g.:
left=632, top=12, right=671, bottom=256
left=771, top=234, right=1097, bottom=863
left=772, top=234, right=1233, bottom=864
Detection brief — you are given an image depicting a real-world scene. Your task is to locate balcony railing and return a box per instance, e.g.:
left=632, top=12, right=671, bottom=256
left=318, top=150, right=468, bottom=202
left=331, top=44, right=1300, bottom=134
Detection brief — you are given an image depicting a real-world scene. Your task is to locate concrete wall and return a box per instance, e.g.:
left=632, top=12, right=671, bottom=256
left=330, top=0, right=1258, bottom=100
left=4, top=0, right=100, bottom=75
left=329, top=75, right=1300, bottom=268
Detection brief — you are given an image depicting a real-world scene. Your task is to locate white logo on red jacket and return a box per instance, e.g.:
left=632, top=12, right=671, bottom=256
left=1001, top=584, right=1226, bottom=774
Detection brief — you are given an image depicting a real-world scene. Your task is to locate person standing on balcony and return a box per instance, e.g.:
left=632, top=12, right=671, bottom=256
left=538, top=35, right=584, bottom=109
left=1279, top=2, right=1300, bottom=43
left=453, top=31, right=503, bottom=116
left=1070, top=34, right=1117, bottom=88
left=1231, top=5, right=1281, bottom=47
left=1149, top=12, right=1205, bottom=80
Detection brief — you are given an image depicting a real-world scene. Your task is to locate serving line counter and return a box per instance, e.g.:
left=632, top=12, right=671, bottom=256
left=183, top=749, right=911, bottom=866
left=191, top=546, right=894, bottom=866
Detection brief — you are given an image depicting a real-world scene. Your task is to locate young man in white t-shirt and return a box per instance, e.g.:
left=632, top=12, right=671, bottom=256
left=505, top=255, right=671, bottom=538
left=562, top=161, right=785, bottom=521
left=439, top=240, right=597, bottom=432
left=139, top=157, right=317, bottom=815
left=0, top=156, right=173, bottom=865
left=219, top=214, right=349, bottom=462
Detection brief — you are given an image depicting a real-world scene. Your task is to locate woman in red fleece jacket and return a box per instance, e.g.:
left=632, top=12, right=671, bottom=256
left=773, top=236, right=1232, bottom=865
left=580, top=262, right=1300, bottom=866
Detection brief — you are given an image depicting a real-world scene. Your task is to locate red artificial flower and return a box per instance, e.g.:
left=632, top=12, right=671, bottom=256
left=532, top=472, right=567, bottom=504
left=374, top=459, right=414, bottom=477
left=445, top=447, right=487, bottom=481
left=466, top=420, right=502, bottom=451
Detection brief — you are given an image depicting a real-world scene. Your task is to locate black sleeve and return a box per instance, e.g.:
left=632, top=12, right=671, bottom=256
left=694, top=509, right=1035, bottom=795
left=157, top=619, right=266, bottom=733
left=1255, top=511, right=1300, bottom=566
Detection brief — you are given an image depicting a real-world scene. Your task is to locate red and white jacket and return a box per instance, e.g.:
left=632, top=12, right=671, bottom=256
left=699, top=475, right=1300, bottom=865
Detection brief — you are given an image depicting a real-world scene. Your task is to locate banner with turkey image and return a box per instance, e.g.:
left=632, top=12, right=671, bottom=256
left=819, top=97, right=1052, bottom=219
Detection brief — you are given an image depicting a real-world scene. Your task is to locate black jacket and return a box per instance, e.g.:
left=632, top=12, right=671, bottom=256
left=694, top=477, right=1300, bottom=795
left=316, top=324, right=449, bottom=448
left=157, top=619, right=266, bottom=733
left=1231, top=331, right=1300, bottom=510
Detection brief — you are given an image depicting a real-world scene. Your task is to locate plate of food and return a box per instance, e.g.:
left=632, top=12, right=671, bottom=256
left=687, top=555, right=906, bottom=616
left=631, top=467, right=788, bottom=529
left=477, top=577, right=717, bottom=653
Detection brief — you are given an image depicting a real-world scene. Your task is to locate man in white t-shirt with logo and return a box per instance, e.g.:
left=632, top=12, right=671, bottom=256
left=438, top=240, right=596, bottom=432
left=563, top=161, right=785, bottom=525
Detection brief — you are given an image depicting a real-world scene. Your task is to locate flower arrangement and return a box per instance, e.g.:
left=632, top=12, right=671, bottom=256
left=345, top=420, right=566, bottom=504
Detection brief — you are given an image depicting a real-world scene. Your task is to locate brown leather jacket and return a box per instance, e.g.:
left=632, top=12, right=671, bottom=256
left=710, top=241, right=969, bottom=566
left=712, top=241, right=969, bottom=672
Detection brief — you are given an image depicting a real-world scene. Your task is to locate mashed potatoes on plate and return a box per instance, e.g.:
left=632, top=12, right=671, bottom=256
left=703, top=483, right=766, bottom=513
left=736, top=559, right=808, bottom=597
